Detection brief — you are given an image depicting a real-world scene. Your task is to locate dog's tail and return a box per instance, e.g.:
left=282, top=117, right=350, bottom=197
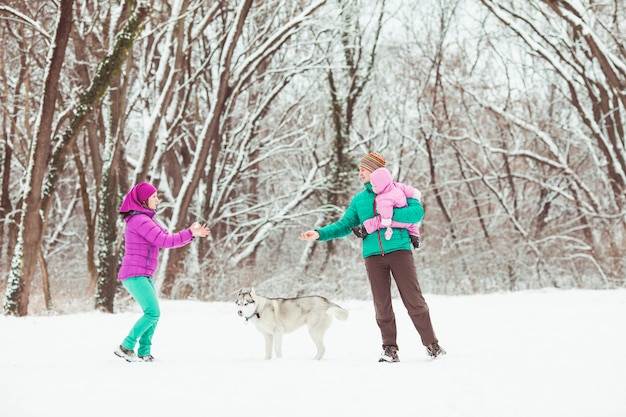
left=328, top=306, right=349, bottom=321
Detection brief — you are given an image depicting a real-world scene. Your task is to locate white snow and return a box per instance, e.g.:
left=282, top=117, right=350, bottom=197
left=1, top=288, right=624, bottom=417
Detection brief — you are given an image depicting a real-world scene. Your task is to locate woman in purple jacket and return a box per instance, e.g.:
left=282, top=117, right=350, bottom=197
left=114, top=182, right=209, bottom=362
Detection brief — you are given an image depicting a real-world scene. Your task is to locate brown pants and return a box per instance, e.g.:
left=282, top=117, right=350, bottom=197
left=364, top=250, right=437, bottom=348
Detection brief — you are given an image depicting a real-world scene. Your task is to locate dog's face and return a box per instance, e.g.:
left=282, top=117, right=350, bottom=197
left=235, top=288, right=257, bottom=318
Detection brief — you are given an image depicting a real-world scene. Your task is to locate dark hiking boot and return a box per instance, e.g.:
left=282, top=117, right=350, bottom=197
left=426, top=342, right=446, bottom=359
left=379, top=345, right=400, bottom=363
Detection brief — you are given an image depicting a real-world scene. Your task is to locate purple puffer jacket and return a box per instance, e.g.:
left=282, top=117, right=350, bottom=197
left=117, top=184, right=194, bottom=281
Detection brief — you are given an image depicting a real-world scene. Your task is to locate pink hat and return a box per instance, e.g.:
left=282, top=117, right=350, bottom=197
left=119, top=182, right=157, bottom=213
left=135, top=182, right=157, bottom=203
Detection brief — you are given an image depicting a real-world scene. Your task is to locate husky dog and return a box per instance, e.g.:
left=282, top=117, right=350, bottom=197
left=235, top=288, right=348, bottom=360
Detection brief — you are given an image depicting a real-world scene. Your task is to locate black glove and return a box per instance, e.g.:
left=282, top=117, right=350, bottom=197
left=410, top=235, right=421, bottom=249
left=351, top=225, right=368, bottom=239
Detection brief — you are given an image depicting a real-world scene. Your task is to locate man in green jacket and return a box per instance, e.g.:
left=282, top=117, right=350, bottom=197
left=299, top=152, right=445, bottom=362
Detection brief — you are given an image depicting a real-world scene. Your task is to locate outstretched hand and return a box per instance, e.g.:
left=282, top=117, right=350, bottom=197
left=298, top=230, right=319, bottom=241
left=190, top=222, right=210, bottom=238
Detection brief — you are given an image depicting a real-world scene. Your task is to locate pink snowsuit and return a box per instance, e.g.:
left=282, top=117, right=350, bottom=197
left=364, top=168, right=421, bottom=240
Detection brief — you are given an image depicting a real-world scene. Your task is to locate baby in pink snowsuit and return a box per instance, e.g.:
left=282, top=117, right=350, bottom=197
left=364, top=168, right=421, bottom=242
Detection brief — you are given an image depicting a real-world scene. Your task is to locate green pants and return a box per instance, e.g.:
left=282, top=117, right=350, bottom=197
left=121, top=276, right=161, bottom=356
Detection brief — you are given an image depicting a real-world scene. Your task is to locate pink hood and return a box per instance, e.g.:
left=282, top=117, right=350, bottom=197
left=369, top=168, right=394, bottom=193
left=119, top=182, right=157, bottom=217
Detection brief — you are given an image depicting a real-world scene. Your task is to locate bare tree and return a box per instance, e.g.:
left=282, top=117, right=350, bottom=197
left=3, top=0, right=74, bottom=316
left=306, top=0, right=386, bottom=263
left=3, top=1, right=149, bottom=315
left=94, top=3, right=149, bottom=313
left=0, top=2, right=56, bottom=299
left=469, top=0, right=626, bottom=284
left=139, top=0, right=329, bottom=297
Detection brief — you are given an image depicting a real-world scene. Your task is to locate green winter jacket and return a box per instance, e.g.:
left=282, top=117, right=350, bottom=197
left=316, top=182, right=424, bottom=258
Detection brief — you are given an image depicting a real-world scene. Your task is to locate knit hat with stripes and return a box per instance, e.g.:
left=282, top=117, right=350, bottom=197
left=359, top=152, right=386, bottom=173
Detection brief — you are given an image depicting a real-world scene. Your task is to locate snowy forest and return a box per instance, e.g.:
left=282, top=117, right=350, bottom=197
left=1, top=0, right=625, bottom=316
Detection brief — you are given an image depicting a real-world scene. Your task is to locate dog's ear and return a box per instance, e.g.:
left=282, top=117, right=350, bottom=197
left=250, top=287, right=256, bottom=297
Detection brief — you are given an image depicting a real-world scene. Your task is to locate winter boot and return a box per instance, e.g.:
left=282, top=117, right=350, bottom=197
left=379, top=345, right=400, bottom=363
left=426, top=342, right=446, bottom=359
left=114, top=345, right=138, bottom=362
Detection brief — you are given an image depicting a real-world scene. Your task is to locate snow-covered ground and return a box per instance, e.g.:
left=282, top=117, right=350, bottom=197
left=1, top=289, right=624, bottom=417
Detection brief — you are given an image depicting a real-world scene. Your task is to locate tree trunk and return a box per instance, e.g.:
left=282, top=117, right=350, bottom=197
left=91, top=4, right=150, bottom=312
left=73, top=142, right=98, bottom=292
left=3, top=0, right=74, bottom=316
left=0, top=132, right=13, bottom=279
left=94, top=144, right=122, bottom=313
left=38, top=249, right=52, bottom=311
left=3, top=2, right=150, bottom=316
